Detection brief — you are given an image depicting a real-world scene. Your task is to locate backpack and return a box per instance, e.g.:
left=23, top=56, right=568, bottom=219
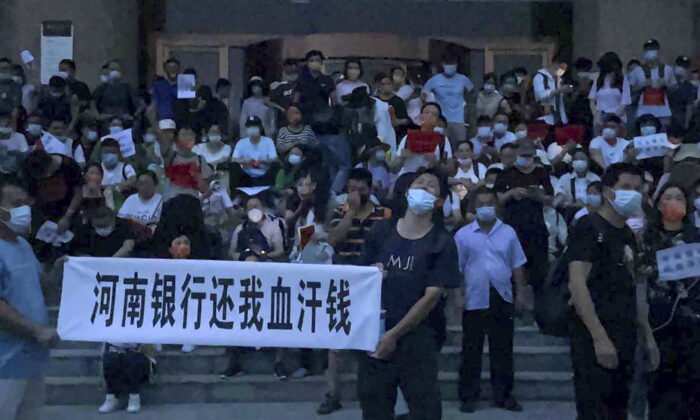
left=536, top=214, right=608, bottom=337
left=236, top=221, right=272, bottom=257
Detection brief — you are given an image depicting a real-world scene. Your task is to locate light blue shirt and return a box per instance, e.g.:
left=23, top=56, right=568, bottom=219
left=423, top=73, right=474, bottom=123
left=454, top=220, right=527, bottom=310
left=0, top=237, right=49, bottom=378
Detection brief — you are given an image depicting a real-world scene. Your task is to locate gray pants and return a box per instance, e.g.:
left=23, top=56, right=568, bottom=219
left=0, top=376, right=45, bottom=420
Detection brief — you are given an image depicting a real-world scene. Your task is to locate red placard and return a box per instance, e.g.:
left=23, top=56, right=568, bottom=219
left=643, top=87, right=666, bottom=106
left=554, top=125, right=585, bottom=145
left=527, top=122, right=549, bottom=140
left=406, top=130, right=441, bottom=154
left=298, top=225, right=315, bottom=251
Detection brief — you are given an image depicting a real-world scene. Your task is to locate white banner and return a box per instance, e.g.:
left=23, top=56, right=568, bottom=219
left=59, top=257, right=382, bottom=351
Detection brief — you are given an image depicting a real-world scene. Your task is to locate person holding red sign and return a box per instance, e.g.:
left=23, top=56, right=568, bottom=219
left=628, top=39, right=677, bottom=126
left=392, top=103, right=452, bottom=177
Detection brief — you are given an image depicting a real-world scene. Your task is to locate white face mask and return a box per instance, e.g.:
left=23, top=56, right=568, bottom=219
left=109, top=126, right=123, bottom=135
left=477, top=126, right=492, bottom=138
left=26, top=124, right=42, bottom=136
left=516, top=75, right=524, bottom=85
left=1, top=205, right=31, bottom=235
left=493, top=123, right=508, bottom=135
left=57, top=71, right=69, bottom=80
left=640, top=126, right=657, bottom=136
left=251, top=85, right=263, bottom=96
left=644, top=50, right=659, bottom=61
left=674, top=67, right=686, bottom=78
left=246, top=126, right=261, bottom=138
left=443, top=65, right=457, bottom=76
left=555, top=68, right=566, bottom=77
left=458, top=158, right=472, bottom=167
left=288, top=154, right=302, bottom=166
left=434, top=127, right=445, bottom=135
left=143, top=133, right=156, bottom=144
left=87, top=131, right=98, bottom=141
left=109, top=70, right=121, bottom=80
left=95, top=225, right=114, bottom=237
left=483, top=83, right=496, bottom=92
left=602, top=128, right=616, bottom=140
left=100, top=74, right=110, bottom=84
left=610, top=189, right=643, bottom=218
left=207, top=135, right=222, bottom=143
left=374, top=150, right=386, bottom=161
left=515, top=130, right=528, bottom=140
left=407, top=189, right=437, bottom=215
left=247, top=208, right=264, bottom=223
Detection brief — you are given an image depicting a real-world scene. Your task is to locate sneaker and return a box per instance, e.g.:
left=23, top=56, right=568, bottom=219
left=494, top=396, right=523, bottom=412
left=181, top=344, right=196, bottom=353
left=274, top=362, right=287, bottom=380
left=98, top=394, right=119, bottom=413
left=126, top=394, right=141, bottom=414
left=316, top=393, right=342, bottom=415
left=459, top=400, right=477, bottom=413
left=220, top=366, right=243, bottom=379
left=291, top=367, right=309, bottom=379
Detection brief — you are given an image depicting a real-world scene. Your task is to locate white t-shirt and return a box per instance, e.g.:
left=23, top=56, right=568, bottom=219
left=0, top=132, right=29, bottom=152
left=628, top=64, right=677, bottom=118
left=454, top=162, right=488, bottom=183
left=589, top=136, right=630, bottom=169
left=396, top=85, right=414, bottom=100
left=395, top=135, right=452, bottom=177
left=423, top=73, right=474, bottom=123
left=118, top=193, right=163, bottom=226
left=557, top=171, right=601, bottom=205
left=232, top=136, right=278, bottom=178
left=41, top=132, right=73, bottom=157
left=102, top=162, right=136, bottom=187
left=494, top=131, right=517, bottom=151
left=588, top=74, right=632, bottom=114
left=193, top=143, right=232, bottom=166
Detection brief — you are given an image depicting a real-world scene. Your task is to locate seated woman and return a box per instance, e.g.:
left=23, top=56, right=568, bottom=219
left=229, top=194, right=284, bottom=261
left=117, top=171, right=163, bottom=230
left=275, top=104, right=318, bottom=155
left=231, top=116, right=278, bottom=188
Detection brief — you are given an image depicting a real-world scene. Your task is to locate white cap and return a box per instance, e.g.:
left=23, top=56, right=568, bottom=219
left=159, top=119, right=176, bottom=130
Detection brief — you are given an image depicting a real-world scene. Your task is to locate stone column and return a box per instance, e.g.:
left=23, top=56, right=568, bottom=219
left=573, top=0, right=696, bottom=65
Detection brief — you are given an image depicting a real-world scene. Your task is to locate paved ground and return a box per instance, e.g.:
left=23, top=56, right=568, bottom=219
left=44, top=401, right=576, bottom=419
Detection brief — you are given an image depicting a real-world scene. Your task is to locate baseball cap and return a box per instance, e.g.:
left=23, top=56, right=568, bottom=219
left=245, top=115, right=263, bottom=128
left=159, top=119, right=176, bottom=130
left=643, top=39, right=660, bottom=50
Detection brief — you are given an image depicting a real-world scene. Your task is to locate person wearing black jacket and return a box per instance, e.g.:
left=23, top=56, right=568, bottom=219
left=638, top=182, right=700, bottom=419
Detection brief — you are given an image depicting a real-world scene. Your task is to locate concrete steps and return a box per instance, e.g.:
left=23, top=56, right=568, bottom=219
left=46, top=307, right=574, bottom=405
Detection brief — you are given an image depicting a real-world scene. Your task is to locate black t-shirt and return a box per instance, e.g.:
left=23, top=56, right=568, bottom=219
left=36, top=93, right=72, bottom=124
left=568, top=214, right=638, bottom=335
left=71, top=218, right=136, bottom=257
left=362, top=220, right=459, bottom=330
left=493, top=166, right=553, bottom=235
left=296, top=69, right=335, bottom=123
left=669, top=80, right=698, bottom=122
left=67, top=79, right=92, bottom=103
left=93, top=82, right=135, bottom=116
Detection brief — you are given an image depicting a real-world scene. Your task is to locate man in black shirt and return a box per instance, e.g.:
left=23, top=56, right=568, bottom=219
left=70, top=206, right=136, bottom=258
left=494, top=139, right=553, bottom=309
left=568, top=163, right=658, bottom=419
left=668, top=56, right=698, bottom=140
left=295, top=50, right=335, bottom=126
left=59, top=59, right=91, bottom=110
left=359, top=169, right=459, bottom=420
left=374, top=73, right=410, bottom=140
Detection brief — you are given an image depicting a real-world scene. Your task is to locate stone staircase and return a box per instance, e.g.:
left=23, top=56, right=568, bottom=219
left=46, top=307, right=574, bottom=405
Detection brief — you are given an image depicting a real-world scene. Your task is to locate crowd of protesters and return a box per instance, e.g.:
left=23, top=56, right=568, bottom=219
left=1, top=37, right=700, bottom=419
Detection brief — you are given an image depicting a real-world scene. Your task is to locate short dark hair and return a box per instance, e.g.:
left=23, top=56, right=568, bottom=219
left=344, top=58, right=364, bottom=79
left=421, top=102, right=443, bottom=116
left=374, top=72, right=389, bottom=84
left=574, top=57, right=593, bottom=71
left=0, top=176, right=26, bottom=203
left=438, top=115, right=448, bottom=125
left=482, top=72, right=497, bottom=84
left=183, top=67, right=197, bottom=77
left=637, top=113, right=662, bottom=132
left=627, top=59, right=641, bottom=69
left=305, top=50, right=325, bottom=61
left=283, top=58, right=297, bottom=67
left=457, top=140, right=474, bottom=152
left=500, top=143, right=517, bottom=152
left=347, top=167, right=373, bottom=188
left=102, top=138, right=121, bottom=150
left=59, top=59, right=76, bottom=70
left=485, top=167, right=503, bottom=177
left=476, top=114, right=492, bottom=125
left=604, top=114, right=622, bottom=125
left=473, top=186, right=497, bottom=202
left=414, top=167, right=449, bottom=199
left=514, top=67, right=527, bottom=76
left=91, top=205, right=115, bottom=220
left=85, top=163, right=104, bottom=176
left=139, top=170, right=158, bottom=185
left=164, top=58, right=181, bottom=67
left=601, top=163, right=643, bottom=188
left=587, top=181, right=603, bottom=193
left=23, top=150, right=53, bottom=181
left=215, top=78, right=231, bottom=90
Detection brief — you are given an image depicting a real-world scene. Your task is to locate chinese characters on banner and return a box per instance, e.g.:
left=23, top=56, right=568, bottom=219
left=58, top=258, right=382, bottom=351
left=633, top=133, right=671, bottom=160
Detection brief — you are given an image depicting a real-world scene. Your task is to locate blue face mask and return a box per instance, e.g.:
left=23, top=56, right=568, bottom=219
left=109, top=126, right=123, bottom=135
left=288, top=154, right=302, bottom=166
left=143, top=133, right=156, bottom=144
left=102, top=153, right=120, bottom=169
left=407, top=189, right=437, bottom=215
left=476, top=206, right=497, bottom=222
left=87, top=131, right=98, bottom=141
left=610, top=189, right=642, bottom=218
left=26, top=124, right=42, bottom=136
left=640, top=126, right=657, bottom=136
left=516, top=156, right=533, bottom=168
left=586, top=194, right=602, bottom=207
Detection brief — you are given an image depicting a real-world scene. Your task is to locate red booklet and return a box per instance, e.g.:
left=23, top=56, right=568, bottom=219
left=554, top=125, right=585, bottom=145
left=298, top=225, right=315, bottom=251
left=406, top=130, right=441, bottom=154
